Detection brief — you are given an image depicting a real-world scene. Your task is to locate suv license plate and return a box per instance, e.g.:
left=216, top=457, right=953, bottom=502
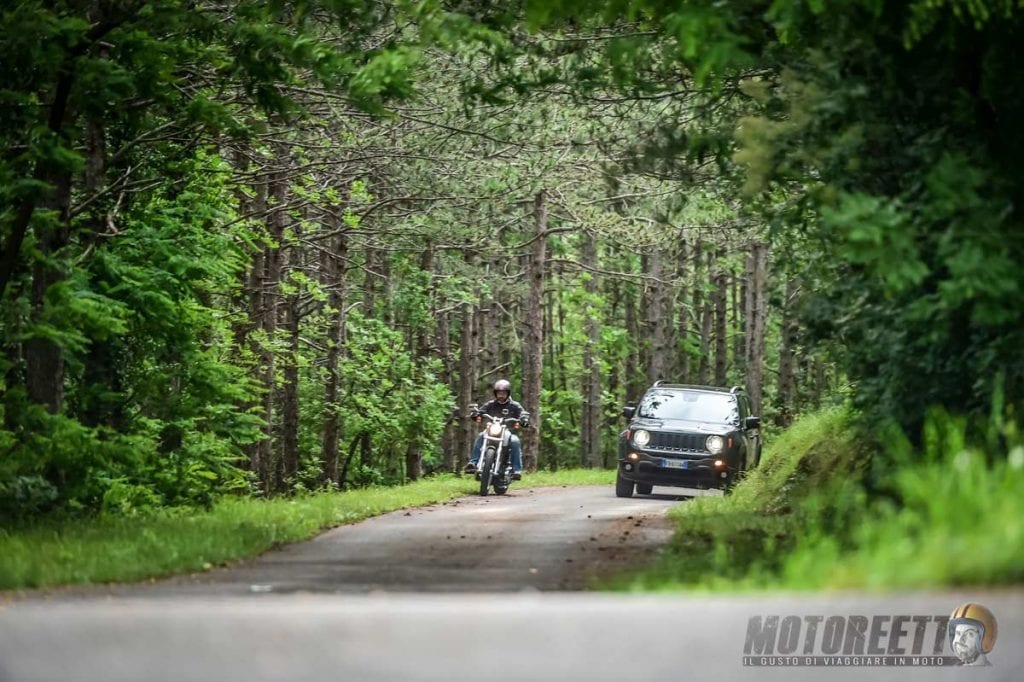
left=661, top=458, right=690, bottom=470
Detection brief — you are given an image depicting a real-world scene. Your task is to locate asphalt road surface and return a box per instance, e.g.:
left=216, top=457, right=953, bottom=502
left=120, top=484, right=686, bottom=596
left=1, top=485, right=1020, bottom=681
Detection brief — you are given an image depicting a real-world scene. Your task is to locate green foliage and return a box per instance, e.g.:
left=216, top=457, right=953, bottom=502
left=0, top=153, right=258, bottom=517
left=783, top=405, right=1024, bottom=588
left=336, top=310, right=454, bottom=482
left=739, top=2, right=1024, bottom=435
left=511, top=0, right=1024, bottom=439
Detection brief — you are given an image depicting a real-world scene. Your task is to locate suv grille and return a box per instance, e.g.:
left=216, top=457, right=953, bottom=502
left=647, top=432, right=706, bottom=453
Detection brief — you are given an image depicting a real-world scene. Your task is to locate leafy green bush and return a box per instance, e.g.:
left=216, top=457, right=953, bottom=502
left=783, top=408, right=1024, bottom=588
left=0, top=154, right=259, bottom=518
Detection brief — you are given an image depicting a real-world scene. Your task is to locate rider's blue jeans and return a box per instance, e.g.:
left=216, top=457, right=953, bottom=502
left=471, top=432, right=523, bottom=473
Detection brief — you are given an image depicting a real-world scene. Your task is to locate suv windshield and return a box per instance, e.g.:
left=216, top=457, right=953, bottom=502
left=637, top=390, right=739, bottom=424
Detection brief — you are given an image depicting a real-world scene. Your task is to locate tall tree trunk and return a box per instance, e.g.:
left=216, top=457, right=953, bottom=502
left=231, top=145, right=255, bottom=353
left=645, top=252, right=670, bottom=385
left=698, top=251, right=713, bottom=384
left=580, top=231, right=602, bottom=467
left=0, top=32, right=102, bottom=299
left=363, top=246, right=378, bottom=318
left=321, top=226, right=348, bottom=485
left=674, top=239, right=690, bottom=382
left=521, top=191, right=547, bottom=473
left=243, top=178, right=269, bottom=478
left=689, top=240, right=704, bottom=383
left=776, top=277, right=799, bottom=427
left=405, top=244, right=435, bottom=482
left=255, top=164, right=286, bottom=492
left=742, top=245, right=755, bottom=382
left=624, top=283, right=643, bottom=399
left=457, top=250, right=479, bottom=469
left=745, top=242, right=769, bottom=416
left=554, top=264, right=574, bottom=430
left=713, top=250, right=728, bottom=386
left=281, top=287, right=300, bottom=490
left=429, top=251, right=456, bottom=472
left=732, top=270, right=744, bottom=378
left=25, top=169, right=72, bottom=413
left=605, top=245, right=622, bottom=433
left=437, top=307, right=457, bottom=471
left=404, top=443, right=422, bottom=482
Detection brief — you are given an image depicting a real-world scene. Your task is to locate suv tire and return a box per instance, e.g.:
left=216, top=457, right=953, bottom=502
left=722, top=456, right=746, bottom=495
left=615, top=471, right=635, bottom=498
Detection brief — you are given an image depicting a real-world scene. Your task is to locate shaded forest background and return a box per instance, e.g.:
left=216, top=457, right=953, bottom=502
left=2, top=0, right=1022, bottom=516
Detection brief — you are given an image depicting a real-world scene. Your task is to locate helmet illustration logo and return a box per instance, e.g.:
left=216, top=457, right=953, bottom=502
left=948, top=602, right=997, bottom=666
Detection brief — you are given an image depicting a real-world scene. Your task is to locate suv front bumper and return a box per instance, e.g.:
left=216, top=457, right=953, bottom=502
left=618, top=451, right=733, bottom=489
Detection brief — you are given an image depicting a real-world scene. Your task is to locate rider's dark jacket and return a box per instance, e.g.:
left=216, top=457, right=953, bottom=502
left=475, top=398, right=528, bottom=423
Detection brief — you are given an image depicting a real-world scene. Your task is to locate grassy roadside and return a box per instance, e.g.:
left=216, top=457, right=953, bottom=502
left=0, top=469, right=613, bottom=591
left=613, top=405, right=1024, bottom=592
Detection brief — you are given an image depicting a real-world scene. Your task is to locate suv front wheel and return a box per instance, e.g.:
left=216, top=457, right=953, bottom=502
left=615, top=470, right=635, bottom=498
left=722, top=455, right=747, bottom=495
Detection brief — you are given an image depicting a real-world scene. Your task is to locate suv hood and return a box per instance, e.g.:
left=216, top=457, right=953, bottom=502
left=631, top=417, right=734, bottom=434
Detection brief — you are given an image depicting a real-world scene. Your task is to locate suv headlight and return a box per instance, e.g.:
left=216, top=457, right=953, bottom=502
left=633, top=429, right=651, bottom=446
left=706, top=435, right=724, bottom=454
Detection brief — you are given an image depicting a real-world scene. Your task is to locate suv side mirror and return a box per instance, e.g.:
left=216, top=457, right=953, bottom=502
left=745, top=416, right=761, bottom=429
left=622, top=405, right=636, bottom=420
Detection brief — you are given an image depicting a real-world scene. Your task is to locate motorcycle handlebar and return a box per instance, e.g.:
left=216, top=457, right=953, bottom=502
left=468, top=413, right=529, bottom=427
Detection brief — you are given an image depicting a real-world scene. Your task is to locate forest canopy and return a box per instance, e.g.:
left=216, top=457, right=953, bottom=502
left=1, top=0, right=1021, bottom=516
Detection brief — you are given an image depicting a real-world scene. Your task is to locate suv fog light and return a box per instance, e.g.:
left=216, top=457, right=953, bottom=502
left=714, top=459, right=724, bottom=467
left=627, top=452, right=640, bottom=461
left=720, top=472, right=728, bottom=479
left=624, top=463, right=634, bottom=472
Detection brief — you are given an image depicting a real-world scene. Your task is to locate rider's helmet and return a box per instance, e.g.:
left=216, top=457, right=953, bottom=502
left=493, top=379, right=512, bottom=403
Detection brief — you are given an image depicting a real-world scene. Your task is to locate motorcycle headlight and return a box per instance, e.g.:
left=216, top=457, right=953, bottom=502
left=633, top=429, right=650, bottom=446
left=487, top=423, right=503, bottom=437
left=706, top=435, right=725, bottom=454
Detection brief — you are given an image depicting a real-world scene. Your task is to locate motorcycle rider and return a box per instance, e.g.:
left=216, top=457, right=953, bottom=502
left=464, top=379, right=527, bottom=479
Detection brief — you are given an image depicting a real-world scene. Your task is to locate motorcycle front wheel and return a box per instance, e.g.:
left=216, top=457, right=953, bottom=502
left=493, top=453, right=510, bottom=494
left=479, top=448, right=496, bottom=495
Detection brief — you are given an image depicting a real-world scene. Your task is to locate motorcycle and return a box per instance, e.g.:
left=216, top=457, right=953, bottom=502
left=469, top=405, right=528, bottom=496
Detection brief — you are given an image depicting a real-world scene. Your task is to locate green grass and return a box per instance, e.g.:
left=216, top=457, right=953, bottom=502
left=0, top=469, right=613, bottom=591
left=780, top=421, right=1024, bottom=588
left=614, top=405, right=1024, bottom=592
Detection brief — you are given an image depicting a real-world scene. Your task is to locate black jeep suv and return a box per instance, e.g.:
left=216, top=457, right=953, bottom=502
left=616, top=383, right=762, bottom=497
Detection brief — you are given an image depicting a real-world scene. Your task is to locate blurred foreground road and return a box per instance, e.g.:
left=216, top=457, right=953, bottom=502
left=1, top=591, right=1020, bottom=681
left=0, top=486, right=1019, bottom=680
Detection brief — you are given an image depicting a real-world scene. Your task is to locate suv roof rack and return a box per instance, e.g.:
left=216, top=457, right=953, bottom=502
left=650, top=382, right=733, bottom=393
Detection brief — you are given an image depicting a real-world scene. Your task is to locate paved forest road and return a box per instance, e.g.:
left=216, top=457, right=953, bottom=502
left=1, top=486, right=1021, bottom=681
left=120, top=484, right=685, bottom=596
